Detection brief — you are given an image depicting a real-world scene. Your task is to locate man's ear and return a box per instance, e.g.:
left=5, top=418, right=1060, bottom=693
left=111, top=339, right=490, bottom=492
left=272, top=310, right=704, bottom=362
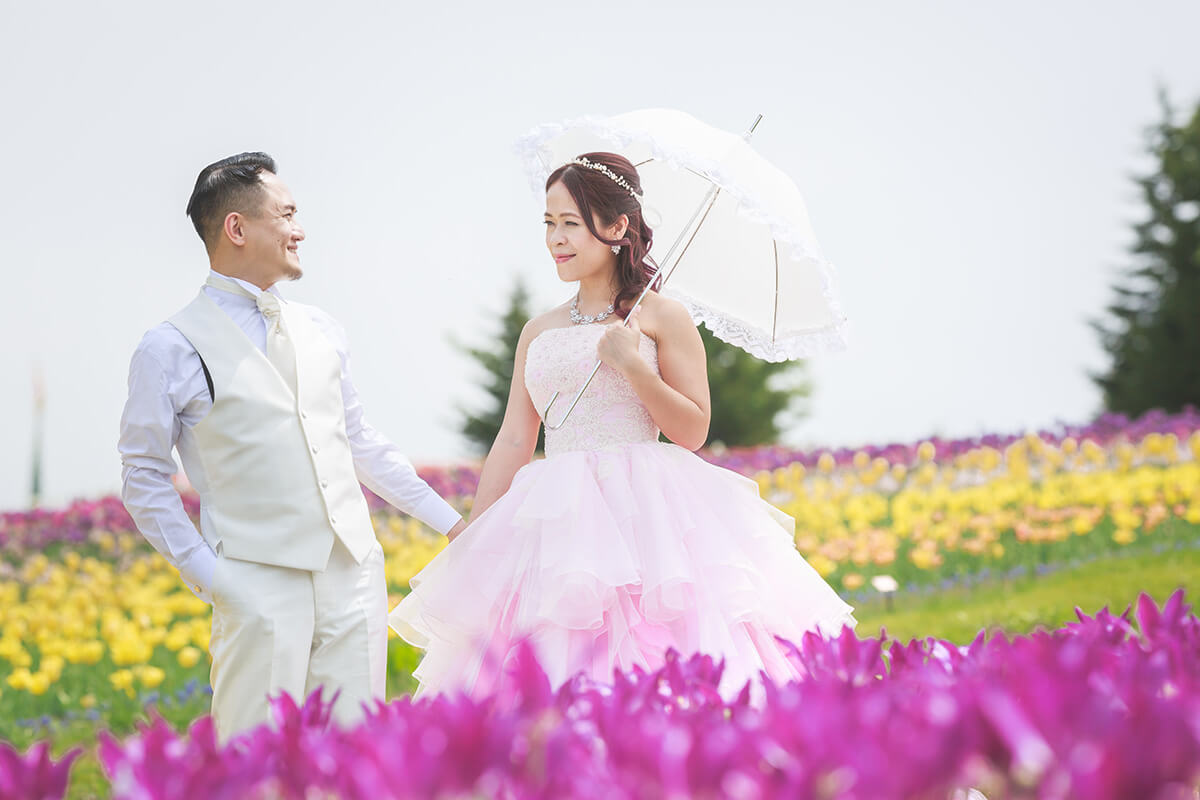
left=223, top=212, right=247, bottom=247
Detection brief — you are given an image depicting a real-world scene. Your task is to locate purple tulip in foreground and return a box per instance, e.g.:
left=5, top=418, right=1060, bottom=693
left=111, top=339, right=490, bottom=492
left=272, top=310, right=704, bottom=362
left=0, top=741, right=80, bottom=800
left=98, top=589, right=1200, bottom=800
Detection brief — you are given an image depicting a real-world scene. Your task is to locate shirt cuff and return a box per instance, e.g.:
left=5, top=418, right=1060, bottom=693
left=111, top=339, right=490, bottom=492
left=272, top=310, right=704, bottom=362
left=410, top=494, right=463, bottom=536
left=178, top=545, right=218, bottom=604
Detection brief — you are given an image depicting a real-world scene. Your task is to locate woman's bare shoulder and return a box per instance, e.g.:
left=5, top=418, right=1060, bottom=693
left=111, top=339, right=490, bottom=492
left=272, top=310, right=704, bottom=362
left=520, top=301, right=573, bottom=346
left=636, top=291, right=695, bottom=337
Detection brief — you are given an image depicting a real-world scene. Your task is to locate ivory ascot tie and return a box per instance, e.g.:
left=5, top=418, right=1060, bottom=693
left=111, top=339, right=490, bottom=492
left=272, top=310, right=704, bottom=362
left=204, top=275, right=299, bottom=394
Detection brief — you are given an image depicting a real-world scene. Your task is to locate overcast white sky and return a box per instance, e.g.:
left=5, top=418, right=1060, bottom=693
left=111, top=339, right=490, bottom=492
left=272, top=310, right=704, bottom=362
left=2, top=1, right=1198, bottom=510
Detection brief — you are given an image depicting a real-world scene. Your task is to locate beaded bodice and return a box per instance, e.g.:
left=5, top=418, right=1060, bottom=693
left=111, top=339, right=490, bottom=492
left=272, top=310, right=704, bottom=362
left=525, top=324, right=661, bottom=457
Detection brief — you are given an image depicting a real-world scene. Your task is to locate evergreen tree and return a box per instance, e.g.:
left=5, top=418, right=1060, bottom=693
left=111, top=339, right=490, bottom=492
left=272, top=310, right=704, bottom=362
left=701, top=324, right=810, bottom=448
left=458, top=279, right=810, bottom=451
left=1093, top=95, right=1200, bottom=415
left=456, top=280, right=543, bottom=454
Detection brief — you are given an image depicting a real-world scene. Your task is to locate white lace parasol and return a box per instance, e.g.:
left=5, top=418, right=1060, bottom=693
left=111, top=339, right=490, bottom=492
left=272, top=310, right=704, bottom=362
left=516, top=108, right=849, bottom=363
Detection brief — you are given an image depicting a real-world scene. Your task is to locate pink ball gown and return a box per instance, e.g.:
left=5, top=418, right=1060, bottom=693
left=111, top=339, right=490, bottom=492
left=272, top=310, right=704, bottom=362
left=388, top=322, right=855, bottom=698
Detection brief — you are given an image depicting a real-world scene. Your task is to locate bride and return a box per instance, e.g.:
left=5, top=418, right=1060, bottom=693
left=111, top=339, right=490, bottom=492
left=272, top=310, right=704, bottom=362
left=389, top=151, right=854, bottom=698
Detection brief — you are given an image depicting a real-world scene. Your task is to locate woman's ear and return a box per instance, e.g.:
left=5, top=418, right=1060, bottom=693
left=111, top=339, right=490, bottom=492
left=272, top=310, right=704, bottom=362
left=609, top=214, right=629, bottom=241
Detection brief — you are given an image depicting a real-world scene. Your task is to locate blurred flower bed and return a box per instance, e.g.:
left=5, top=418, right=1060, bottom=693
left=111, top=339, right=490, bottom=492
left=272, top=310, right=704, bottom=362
left=3, top=410, right=1199, bottom=726
left=1, top=409, right=1198, bottom=797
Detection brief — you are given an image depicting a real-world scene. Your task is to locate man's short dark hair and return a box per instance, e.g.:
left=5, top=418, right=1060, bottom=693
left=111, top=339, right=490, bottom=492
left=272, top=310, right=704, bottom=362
left=185, top=152, right=277, bottom=248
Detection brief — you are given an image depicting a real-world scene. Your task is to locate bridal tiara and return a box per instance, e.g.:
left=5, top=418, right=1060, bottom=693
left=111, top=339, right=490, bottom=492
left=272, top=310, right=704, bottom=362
left=570, top=157, right=643, bottom=202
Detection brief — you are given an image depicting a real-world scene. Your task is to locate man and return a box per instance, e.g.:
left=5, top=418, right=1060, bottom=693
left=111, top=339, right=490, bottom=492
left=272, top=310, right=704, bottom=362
left=119, top=152, right=466, bottom=741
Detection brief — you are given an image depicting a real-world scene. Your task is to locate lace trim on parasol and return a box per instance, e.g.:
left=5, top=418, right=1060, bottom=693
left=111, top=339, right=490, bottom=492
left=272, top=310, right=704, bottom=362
left=515, top=115, right=849, bottom=360
left=663, top=287, right=848, bottom=362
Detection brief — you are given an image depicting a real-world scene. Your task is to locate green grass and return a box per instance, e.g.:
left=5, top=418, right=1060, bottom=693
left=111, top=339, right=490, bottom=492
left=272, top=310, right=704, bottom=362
left=824, top=515, right=1200, bottom=593
left=853, top=546, right=1200, bottom=643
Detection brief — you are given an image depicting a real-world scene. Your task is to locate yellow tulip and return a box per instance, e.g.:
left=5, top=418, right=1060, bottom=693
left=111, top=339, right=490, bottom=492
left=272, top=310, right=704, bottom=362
left=0, top=637, right=23, bottom=661
left=177, top=646, right=204, bottom=669
left=109, top=669, right=135, bottom=694
left=909, top=546, right=943, bottom=570
left=165, top=628, right=192, bottom=651
left=8, top=646, right=33, bottom=668
left=27, top=672, right=51, bottom=696
left=79, top=641, right=105, bottom=665
left=137, top=666, right=166, bottom=689
left=806, top=554, right=836, bottom=578
left=5, top=668, right=32, bottom=691
left=40, top=655, right=65, bottom=681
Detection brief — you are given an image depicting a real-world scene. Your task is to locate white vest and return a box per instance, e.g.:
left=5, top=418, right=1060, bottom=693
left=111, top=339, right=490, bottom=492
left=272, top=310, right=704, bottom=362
left=169, top=292, right=376, bottom=571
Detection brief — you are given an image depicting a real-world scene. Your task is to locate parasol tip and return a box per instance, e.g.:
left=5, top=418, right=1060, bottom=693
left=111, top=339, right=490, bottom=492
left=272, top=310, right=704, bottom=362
left=744, top=114, right=764, bottom=139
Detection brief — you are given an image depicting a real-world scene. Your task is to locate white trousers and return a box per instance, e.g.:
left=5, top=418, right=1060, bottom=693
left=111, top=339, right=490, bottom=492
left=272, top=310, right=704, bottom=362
left=208, top=537, right=388, bottom=742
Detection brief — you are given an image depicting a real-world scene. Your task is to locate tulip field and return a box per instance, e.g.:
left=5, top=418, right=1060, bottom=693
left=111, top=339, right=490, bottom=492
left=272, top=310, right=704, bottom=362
left=2, top=409, right=1199, bottom=797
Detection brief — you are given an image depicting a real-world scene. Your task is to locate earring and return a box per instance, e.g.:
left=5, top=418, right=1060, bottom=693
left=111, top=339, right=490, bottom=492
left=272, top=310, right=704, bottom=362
left=611, top=245, right=621, bottom=255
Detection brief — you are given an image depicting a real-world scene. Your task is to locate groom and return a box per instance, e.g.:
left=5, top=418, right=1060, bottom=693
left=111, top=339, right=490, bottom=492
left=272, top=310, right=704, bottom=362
left=119, top=152, right=465, bottom=741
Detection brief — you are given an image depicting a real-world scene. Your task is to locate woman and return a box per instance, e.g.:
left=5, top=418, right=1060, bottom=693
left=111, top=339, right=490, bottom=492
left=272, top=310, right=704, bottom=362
left=389, top=152, right=854, bottom=698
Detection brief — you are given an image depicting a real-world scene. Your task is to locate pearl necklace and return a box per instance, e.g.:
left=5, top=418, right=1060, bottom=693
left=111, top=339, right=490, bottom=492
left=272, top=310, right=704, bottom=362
left=569, top=294, right=616, bottom=325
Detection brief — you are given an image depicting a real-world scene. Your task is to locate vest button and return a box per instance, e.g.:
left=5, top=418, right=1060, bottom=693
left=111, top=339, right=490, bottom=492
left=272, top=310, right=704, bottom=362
left=300, top=410, right=308, bottom=419
left=330, top=515, right=338, bottom=524
left=320, top=479, right=329, bottom=489
left=311, top=445, right=319, bottom=454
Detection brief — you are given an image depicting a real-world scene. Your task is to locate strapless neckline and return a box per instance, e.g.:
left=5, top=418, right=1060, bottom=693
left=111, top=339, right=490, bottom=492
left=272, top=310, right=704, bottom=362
left=527, top=323, right=656, bottom=355
left=523, top=322, right=661, bottom=458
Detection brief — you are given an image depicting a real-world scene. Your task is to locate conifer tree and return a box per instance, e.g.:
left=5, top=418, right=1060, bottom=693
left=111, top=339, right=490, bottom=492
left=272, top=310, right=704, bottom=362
left=1093, top=95, right=1200, bottom=415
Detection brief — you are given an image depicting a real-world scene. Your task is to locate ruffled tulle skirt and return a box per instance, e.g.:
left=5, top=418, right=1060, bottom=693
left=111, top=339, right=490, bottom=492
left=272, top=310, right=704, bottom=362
left=389, top=441, right=856, bottom=698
